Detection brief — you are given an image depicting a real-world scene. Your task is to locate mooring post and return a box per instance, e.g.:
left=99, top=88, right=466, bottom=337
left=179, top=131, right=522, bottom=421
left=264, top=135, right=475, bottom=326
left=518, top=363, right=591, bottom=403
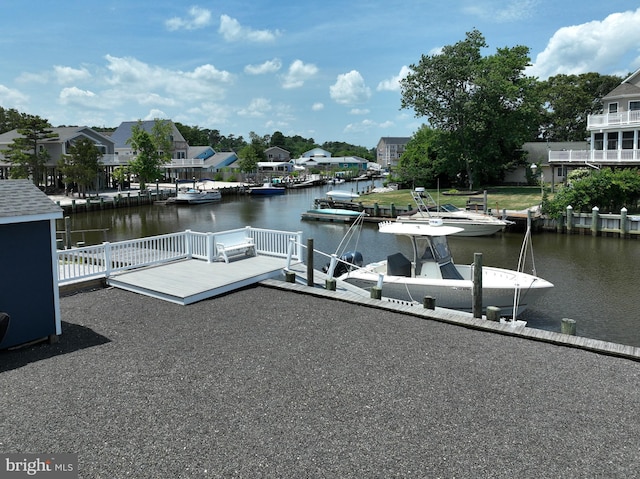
left=561, top=318, right=576, bottom=336
left=486, top=306, right=501, bottom=321
left=285, top=270, right=296, bottom=283
left=591, top=206, right=599, bottom=236
left=423, top=296, right=435, bottom=310
left=65, top=216, right=72, bottom=250
left=621, top=207, right=628, bottom=238
left=325, top=278, right=336, bottom=291
left=306, top=238, right=314, bottom=287
left=566, top=205, right=573, bottom=234
left=472, top=253, right=483, bottom=318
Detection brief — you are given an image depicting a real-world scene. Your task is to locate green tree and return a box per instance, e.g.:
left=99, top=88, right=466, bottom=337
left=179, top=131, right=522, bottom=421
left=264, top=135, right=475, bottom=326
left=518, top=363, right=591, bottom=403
left=400, top=29, right=539, bottom=189
left=395, top=126, right=444, bottom=188
left=237, top=145, right=261, bottom=174
left=2, top=115, right=58, bottom=185
left=0, top=107, right=28, bottom=134
left=127, top=120, right=172, bottom=190
left=270, top=131, right=286, bottom=149
left=537, top=73, right=623, bottom=141
left=112, top=166, right=129, bottom=191
left=58, top=138, right=103, bottom=197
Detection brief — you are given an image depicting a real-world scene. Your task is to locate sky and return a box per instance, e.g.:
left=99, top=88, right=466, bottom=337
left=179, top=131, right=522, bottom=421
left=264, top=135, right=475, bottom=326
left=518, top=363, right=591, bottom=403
left=1, top=1, right=639, bottom=149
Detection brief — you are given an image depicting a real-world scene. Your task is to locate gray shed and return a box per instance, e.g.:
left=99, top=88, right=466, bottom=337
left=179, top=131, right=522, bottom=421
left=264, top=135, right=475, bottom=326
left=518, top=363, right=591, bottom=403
left=0, top=179, right=63, bottom=348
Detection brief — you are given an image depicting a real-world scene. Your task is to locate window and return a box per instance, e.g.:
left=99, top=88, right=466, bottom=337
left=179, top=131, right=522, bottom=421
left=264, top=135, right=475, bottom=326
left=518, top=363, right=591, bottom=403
left=609, top=103, right=618, bottom=114
left=629, top=101, right=640, bottom=111
left=622, top=131, right=634, bottom=149
left=607, top=132, right=618, bottom=150
left=594, top=133, right=604, bottom=150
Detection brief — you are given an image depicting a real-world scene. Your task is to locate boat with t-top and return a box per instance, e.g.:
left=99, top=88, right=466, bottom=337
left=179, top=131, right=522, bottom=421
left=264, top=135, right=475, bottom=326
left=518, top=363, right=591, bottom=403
left=331, top=219, right=553, bottom=317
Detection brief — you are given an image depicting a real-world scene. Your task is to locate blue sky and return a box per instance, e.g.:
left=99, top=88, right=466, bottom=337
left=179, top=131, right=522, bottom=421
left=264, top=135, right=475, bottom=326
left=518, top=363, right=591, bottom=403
left=1, top=1, right=639, bottom=149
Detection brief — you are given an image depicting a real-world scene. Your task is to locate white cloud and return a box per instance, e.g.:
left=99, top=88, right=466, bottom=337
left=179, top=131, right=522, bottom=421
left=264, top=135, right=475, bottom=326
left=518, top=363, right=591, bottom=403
left=281, top=60, right=318, bottom=89
left=311, top=102, right=324, bottom=111
left=350, top=108, right=369, bottom=115
left=54, top=66, right=91, bottom=84
left=245, top=58, right=282, bottom=75
left=144, top=109, right=169, bottom=120
left=238, top=97, right=272, bottom=117
left=0, top=84, right=28, bottom=108
left=219, top=14, right=280, bottom=43
left=59, top=87, right=98, bottom=108
left=103, top=55, right=233, bottom=104
left=529, top=8, right=640, bottom=79
left=463, top=0, right=538, bottom=23
left=329, top=70, right=371, bottom=105
left=344, top=119, right=376, bottom=133
left=166, top=6, right=212, bottom=31
left=377, top=66, right=411, bottom=92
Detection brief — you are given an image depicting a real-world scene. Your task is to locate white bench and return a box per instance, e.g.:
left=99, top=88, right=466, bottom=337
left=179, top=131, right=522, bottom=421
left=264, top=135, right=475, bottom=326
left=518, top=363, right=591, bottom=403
left=215, top=230, right=256, bottom=263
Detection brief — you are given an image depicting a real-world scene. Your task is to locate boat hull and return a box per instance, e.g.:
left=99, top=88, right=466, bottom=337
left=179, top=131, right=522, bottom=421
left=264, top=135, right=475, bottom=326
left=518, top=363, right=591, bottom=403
left=301, top=209, right=363, bottom=222
left=174, top=190, right=222, bottom=204
left=339, top=265, right=553, bottom=316
left=249, top=187, right=286, bottom=195
left=398, top=214, right=508, bottom=236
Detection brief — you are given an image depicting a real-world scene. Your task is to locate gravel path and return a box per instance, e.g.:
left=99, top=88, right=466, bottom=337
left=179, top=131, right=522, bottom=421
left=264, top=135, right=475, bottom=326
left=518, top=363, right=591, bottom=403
left=2, top=285, right=640, bottom=478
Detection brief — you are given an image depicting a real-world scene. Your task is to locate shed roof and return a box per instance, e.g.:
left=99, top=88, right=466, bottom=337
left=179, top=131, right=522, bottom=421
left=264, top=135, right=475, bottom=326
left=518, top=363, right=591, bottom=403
left=0, top=179, right=63, bottom=224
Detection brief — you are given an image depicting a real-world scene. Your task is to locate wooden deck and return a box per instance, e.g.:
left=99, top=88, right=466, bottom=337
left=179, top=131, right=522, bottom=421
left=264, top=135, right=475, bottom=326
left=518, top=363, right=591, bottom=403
left=106, top=255, right=297, bottom=305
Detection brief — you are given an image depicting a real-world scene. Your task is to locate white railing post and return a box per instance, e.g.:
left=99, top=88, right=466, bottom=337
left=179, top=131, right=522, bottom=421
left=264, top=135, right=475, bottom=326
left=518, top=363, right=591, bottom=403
left=185, top=229, right=192, bottom=258
left=326, top=254, right=338, bottom=277
left=104, top=242, right=112, bottom=277
left=206, top=232, right=214, bottom=262
left=286, top=236, right=296, bottom=268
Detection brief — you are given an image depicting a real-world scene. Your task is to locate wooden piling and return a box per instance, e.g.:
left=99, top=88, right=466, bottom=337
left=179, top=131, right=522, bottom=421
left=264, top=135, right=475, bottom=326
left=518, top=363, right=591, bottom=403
left=325, top=278, right=336, bottom=291
left=306, top=238, right=314, bottom=287
left=423, top=296, right=435, bottom=310
left=561, top=318, right=577, bottom=336
left=285, top=271, right=296, bottom=283
left=472, top=253, right=483, bottom=318
left=370, top=286, right=382, bottom=300
left=486, top=306, right=501, bottom=321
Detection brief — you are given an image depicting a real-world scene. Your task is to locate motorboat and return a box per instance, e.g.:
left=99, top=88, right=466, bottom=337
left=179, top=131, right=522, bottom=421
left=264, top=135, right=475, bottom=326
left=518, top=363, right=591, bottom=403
left=301, top=208, right=365, bottom=223
left=331, top=219, right=553, bottom=317
left=397, top=188, right=511, bottom=236
left=249, top=182, right=286, bottom=196
left=174, top=188, right=222, bottom=204
left=325, top=189, right=359, bottom=200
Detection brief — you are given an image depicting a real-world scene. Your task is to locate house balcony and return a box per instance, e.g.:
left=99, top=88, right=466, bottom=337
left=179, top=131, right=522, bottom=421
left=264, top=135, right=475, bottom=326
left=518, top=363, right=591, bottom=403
left=588, top=110, right=640, bottom=129
left=549, top=149, right=640, bottom=165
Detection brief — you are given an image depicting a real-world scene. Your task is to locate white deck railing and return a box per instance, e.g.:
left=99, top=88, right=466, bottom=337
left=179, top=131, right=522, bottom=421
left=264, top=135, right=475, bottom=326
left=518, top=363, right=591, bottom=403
left=57, top=227, right=303, bottom=285
left=549, top=148, right=640, bottom=163
left=588, top=110, right=640, bottom=128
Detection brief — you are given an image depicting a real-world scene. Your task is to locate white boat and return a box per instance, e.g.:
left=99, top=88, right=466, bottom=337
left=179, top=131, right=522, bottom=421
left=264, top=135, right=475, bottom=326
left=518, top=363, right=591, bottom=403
left=398, top=189, right=511, bottom=237
left=174, top=188, right=222, bottom=204
left=333, top=220, right=553, bottom=317
left=301, top=208, right=365, bottom=223
left=325, top=189, right=359, bottom=200
left=249, top=182, right=286, bottom=195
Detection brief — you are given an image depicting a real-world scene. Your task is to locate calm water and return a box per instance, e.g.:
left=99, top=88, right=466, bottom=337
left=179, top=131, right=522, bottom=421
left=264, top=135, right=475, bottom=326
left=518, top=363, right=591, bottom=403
left=62, top=183, right=640, bottom=348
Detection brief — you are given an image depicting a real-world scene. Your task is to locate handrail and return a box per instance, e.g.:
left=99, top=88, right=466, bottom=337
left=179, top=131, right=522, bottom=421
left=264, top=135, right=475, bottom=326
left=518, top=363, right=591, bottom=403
left=58, top=227, right=303, bottom=285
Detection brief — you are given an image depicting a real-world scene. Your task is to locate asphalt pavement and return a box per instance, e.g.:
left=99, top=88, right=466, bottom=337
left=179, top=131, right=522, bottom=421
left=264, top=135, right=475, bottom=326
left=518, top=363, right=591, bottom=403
left=2, top=284, right=640, bottom=478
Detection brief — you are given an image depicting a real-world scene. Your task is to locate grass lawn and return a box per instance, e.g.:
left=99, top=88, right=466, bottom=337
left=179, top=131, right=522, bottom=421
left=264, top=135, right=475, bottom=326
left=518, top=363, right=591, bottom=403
left=359, top=186, right=548, bottom=211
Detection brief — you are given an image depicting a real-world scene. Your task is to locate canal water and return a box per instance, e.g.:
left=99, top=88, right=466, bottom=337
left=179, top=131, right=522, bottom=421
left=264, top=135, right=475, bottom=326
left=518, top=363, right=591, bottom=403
left=63, top=183, right=640, bottom=348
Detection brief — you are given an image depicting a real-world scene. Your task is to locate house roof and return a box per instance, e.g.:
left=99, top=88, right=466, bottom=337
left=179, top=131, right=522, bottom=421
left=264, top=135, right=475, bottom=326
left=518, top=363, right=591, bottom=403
left=0, top=179, right=63, bottom=224
left=603, top=81, right=640, bottom=100
left=110, top=120, right=186, bottom=148
left=377, top=137, right=410, bottom=146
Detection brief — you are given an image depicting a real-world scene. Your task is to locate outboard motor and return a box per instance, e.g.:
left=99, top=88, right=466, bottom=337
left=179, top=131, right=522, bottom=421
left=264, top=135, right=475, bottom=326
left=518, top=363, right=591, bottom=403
left=323, top=251, right=363, bottom=277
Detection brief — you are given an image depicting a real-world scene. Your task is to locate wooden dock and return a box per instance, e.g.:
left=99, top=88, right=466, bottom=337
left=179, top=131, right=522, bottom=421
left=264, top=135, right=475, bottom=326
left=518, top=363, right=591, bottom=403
left=106, top=255, right=298, bottom=305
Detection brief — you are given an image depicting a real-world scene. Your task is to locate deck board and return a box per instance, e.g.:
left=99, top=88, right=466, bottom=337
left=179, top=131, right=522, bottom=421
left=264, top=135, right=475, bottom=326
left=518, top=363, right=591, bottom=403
left=106, top=255, right=296, bottom=305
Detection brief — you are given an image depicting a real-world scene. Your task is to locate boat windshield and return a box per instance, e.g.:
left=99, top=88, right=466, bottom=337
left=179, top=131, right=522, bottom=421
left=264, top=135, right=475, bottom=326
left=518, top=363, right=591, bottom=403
left=440, top=203, right=460, bottom=212
left=431, top=236, right=452, bottom=262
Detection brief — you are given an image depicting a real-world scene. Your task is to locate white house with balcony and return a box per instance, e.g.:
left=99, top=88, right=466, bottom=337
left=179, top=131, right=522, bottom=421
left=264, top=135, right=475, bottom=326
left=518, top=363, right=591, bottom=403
left=549, top=67, right=640, bottom=176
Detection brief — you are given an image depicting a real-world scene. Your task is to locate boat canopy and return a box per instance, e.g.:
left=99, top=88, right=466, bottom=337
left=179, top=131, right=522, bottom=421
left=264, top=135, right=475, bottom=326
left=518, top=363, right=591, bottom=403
left=378, top=220, right=463, bottom=237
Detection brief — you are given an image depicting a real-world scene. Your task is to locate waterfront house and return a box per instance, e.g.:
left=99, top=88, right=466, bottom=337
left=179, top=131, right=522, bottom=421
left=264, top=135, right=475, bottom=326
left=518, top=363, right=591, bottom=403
left=292, top=148, right=368, bottom=174
left=0, top=179, right=63, bottom=349
left=265, top=146, right=291, bottom=162
left=0, top=126, right=115, bottom=189
left=376, top=137, right=410, bottom=170
left=549, top=67, right=640, bottom=181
